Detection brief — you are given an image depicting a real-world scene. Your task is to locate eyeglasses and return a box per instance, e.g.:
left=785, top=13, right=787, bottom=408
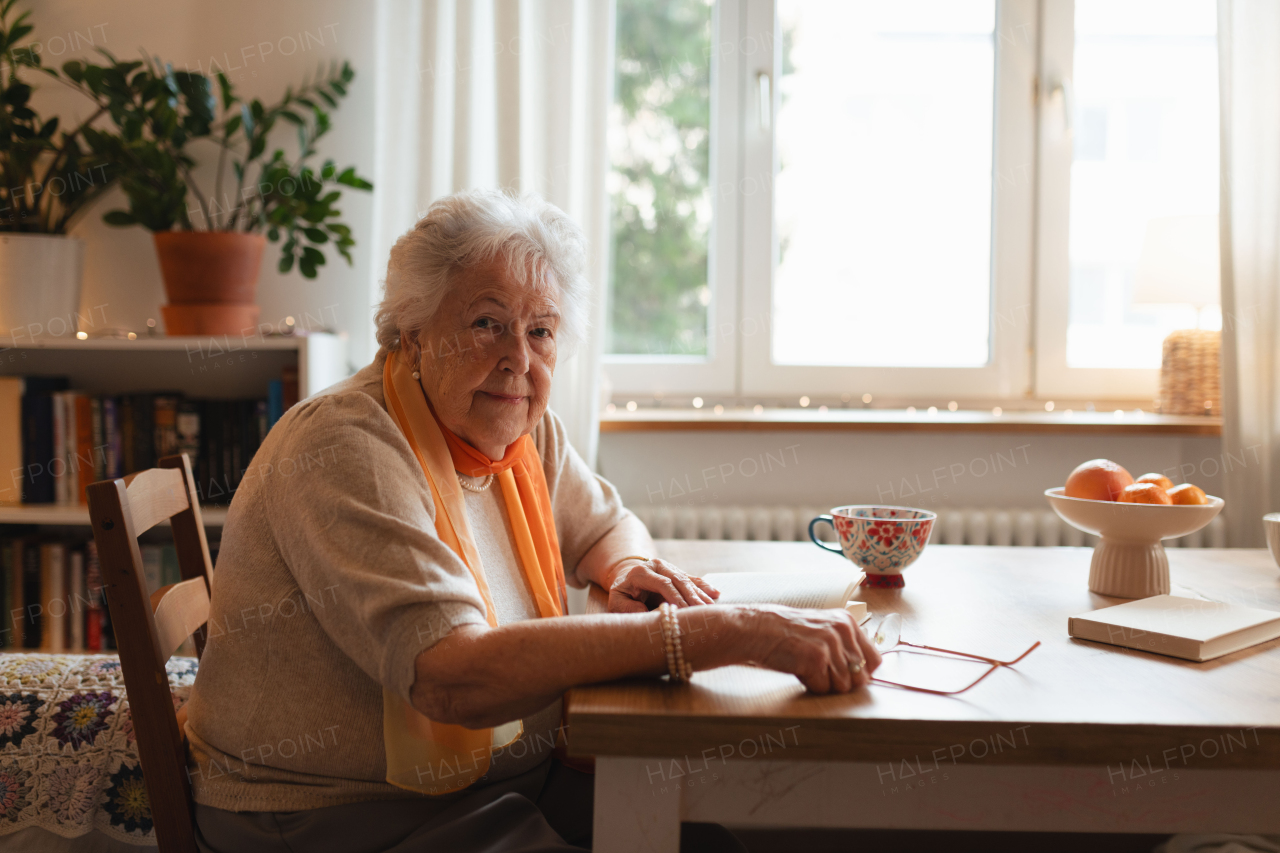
left=867, top=613, right=1040, bottom=696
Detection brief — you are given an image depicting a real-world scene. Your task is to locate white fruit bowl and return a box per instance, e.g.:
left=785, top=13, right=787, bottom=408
left=1045, top=487, right=1224, bottom=599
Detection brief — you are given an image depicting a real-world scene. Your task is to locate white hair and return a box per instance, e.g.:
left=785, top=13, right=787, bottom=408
left=375, top=188, right=589, bottom=356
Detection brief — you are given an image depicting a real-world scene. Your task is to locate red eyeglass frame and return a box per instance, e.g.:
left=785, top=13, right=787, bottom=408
left=870, top=638, right=1041, bottom=696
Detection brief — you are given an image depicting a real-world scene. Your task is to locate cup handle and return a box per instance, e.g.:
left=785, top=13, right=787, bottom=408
left=809, top=515, right=843, bottom=554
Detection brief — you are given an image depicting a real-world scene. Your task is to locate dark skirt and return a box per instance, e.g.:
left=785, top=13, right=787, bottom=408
left=194, top=760, right=745, bottom=852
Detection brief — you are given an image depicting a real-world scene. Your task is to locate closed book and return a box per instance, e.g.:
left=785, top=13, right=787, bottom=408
left=8, top=539, right=23, bottom=648
left=1069, top=595, right=1280, bottom=662
left=267, top=379, right=283, bottom=428
left=85, top=540, right=102, bottom=652
left=0, top=377, right=21, bottom=505
left=176, top=401, right=201, bottom=489
left=69, top=548, right=84, bottom=652
left=131, top=393, right=155, bottom=471
left=21, top=538, right=40, bottom=647
left=221, top=403, right=235, bottom=498
left=61, top=393, right=78, bottom=505
left=0, top=538, right=13, bottom=648
left=41, top=541, right=65, bottom=652
left=154, top=394, right=181, bottom=459
left=21, top=376, right=68, bottom=503
left=102, top=397, right=122, bottom=479
left=281, top=364, right=299, bottom=411
left=51, top=392, right=66, bottom=505
left=120, top=396, right=135, bottom=474
left=74, top=394, right=94, bottom=504
left=90, top=397, right=105, bottom=481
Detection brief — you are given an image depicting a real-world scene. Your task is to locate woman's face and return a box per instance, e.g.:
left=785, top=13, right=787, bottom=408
left=410, top=255, right=560, bottom=459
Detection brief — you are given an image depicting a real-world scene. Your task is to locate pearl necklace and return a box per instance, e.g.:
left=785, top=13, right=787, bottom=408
left=457, top=473, right=495, bottom=492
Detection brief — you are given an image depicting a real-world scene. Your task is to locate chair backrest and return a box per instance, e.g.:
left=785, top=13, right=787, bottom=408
left=88, top=454, right=214, bottom=853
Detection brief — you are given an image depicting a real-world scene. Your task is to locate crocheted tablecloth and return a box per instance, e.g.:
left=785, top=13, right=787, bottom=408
left=0, top=653, right=197, bottom=846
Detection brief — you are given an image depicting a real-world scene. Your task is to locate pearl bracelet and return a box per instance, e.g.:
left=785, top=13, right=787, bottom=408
left=658, top=603, right=693, bottom=682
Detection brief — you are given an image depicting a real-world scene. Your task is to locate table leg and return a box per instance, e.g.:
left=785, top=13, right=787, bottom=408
left=593, top=756, right=682, bottom=853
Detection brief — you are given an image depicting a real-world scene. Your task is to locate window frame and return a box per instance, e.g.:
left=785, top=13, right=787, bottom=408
left=603, top=0, right=743, bottom=397
left=603, top=0, right=1204, bottom=404
left=1032, top=0, right=1206, bottom=401
left=739, top=0, right=1037, bottom=401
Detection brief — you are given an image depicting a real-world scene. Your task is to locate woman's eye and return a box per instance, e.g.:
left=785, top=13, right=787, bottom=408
left=475, top=317, right=492, bottom=329
left=531, top=328, right=551, bottom=339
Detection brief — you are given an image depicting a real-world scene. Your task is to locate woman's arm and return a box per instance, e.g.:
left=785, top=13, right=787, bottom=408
left=575, top=513, right=721, bottom=611
left=411, top=604, right=881, bottom=729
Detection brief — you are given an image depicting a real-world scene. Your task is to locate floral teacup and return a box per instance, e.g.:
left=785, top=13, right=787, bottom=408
left=808, top=506, right=936, bottom=588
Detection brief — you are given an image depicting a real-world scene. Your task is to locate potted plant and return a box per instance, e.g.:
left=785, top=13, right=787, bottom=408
left=0, top=0, right=114, bottom=337
left=61, top=51, right=372, bottom=335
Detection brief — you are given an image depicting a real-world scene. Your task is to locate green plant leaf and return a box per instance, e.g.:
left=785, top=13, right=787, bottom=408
left=303, top=227, right=328, bottom=243
left=335, top=167, right=372, bottom=190
left=278, top=251, right=294, bottom=273
left=103, top=210, right=136, bottom=226
left=302, top=246, right=326, bottom=267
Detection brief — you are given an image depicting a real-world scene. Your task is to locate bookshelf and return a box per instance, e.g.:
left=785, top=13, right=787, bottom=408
left=1, top=331, right=348, bottom=527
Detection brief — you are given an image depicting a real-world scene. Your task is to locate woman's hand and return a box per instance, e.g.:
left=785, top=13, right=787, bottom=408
left=607, top=558, right=720, bottom=613
left=729, top=605, right=882, bottom=693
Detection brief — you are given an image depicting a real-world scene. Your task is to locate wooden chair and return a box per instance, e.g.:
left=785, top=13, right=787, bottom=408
left=88, top=454, right=215, bottom=853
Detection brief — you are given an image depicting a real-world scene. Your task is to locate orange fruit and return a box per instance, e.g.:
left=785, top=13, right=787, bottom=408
left=1136, top=473, right=1174, bottom=491
left=1167, top=483, right=1208, bottom=505
left=1065, top=459, right=1134, bottom=501
left=1118, top=483, right=1173, bottom=505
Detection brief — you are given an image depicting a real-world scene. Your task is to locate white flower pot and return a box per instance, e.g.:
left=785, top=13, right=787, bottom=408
left=0, top=233, right=87, bottom=338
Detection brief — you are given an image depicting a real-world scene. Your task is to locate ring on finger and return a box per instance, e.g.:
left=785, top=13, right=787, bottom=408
left=849, top=657, right=866, bottom=675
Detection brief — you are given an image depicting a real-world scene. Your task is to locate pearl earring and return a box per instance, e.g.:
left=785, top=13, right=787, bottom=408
left=411, top=370, right=420, bottom=380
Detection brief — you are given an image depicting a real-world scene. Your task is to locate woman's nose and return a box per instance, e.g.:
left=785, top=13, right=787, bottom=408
left=498, top=328, right=532, bottom=374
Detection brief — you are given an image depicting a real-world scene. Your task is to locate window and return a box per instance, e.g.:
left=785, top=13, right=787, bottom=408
left=604, top=0, right=1220, bottom=404
left=1035, top=0, right=1219, bottom=398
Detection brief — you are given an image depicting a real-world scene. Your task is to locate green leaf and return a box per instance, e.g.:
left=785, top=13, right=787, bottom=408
left=335, top=167, right=372, bottom=190
left=298, top=258, right=316, bottom=278
left=278, top=251, right=294, bottom=273
left=302, top=246, right=326, bottom=267
left=103, top=210, right=136, bottom=226
left=267, top=226, right=279, bottom=241
left=303, top=227, right=328, bottom=243
left=216, top=71, right=235, bottom=111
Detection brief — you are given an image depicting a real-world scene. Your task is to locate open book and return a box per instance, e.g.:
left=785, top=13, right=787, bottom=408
left=704, top=570, right=868, bottom=621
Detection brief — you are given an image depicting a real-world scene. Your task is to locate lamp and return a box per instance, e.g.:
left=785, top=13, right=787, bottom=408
left=1131, top=215, right=1221, bottom=416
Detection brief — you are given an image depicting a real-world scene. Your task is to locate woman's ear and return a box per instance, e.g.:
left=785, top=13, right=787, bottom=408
left=399, top=330, right=422, bottom=364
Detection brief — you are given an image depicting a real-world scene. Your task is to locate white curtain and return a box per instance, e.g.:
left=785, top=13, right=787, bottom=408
left=1218, top=0, right=1280, bottom=547
left=371, top=0, right=614, bottom=467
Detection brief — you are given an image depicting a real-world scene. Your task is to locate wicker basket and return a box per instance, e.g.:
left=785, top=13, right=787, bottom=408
left=1156, top=329, right=1220, bottom=416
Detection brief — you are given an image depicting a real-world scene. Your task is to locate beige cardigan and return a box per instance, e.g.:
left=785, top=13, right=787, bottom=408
left=184, top=353, right=629, bottom=812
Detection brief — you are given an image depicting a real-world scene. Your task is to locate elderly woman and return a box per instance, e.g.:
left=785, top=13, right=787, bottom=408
left=186, top=189, right=880, bottom=852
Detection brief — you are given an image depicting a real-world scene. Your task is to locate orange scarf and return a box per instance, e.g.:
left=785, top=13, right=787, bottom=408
left=380, top=349, right=566, bottom=794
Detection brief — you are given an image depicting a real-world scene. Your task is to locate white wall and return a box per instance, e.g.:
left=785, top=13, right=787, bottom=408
left=599, top=430, right=1226, bottom=513
left=30, top=0, right=380, bottom=365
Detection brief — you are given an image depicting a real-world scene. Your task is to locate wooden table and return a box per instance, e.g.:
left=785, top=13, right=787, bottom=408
left=567, top=542, right=1280, bottom=852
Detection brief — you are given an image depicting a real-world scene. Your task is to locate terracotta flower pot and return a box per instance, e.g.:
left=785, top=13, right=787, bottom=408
left=153, top=232, right=266, bottom=335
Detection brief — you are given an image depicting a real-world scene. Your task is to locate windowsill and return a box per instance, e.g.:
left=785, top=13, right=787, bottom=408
left=600, top=408, right=1222, bottom=436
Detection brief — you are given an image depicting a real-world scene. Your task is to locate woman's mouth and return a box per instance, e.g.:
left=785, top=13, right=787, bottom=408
left=480, top=391, right=527, bottom=405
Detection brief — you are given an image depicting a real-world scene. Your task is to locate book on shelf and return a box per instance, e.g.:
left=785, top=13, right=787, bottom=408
left=0, top=377, right=21, bottom=506
left=0, top=532, right=207, bottom=653
left=3, top=367, right=297, bottom=507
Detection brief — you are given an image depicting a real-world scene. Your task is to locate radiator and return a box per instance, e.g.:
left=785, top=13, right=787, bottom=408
left=631, top=505, right=1229, bottom=549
